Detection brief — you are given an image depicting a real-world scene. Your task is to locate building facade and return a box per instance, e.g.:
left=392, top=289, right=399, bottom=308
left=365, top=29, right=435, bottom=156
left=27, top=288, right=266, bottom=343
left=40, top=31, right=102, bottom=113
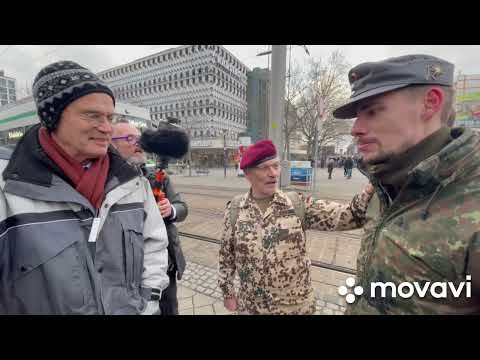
left=97, top=45, right=249, bottom=167
left=455, top=74, right=480, bottom=130
left=0, top=70, right=16, bottom=107
left=0, top=97, right=152, bottom=147
left=246, top=67, right=270, bottom=142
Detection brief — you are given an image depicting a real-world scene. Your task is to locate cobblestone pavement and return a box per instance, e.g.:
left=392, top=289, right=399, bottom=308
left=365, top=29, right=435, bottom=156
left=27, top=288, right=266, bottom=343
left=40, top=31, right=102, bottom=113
left=178, top=259, right=347, bottom=315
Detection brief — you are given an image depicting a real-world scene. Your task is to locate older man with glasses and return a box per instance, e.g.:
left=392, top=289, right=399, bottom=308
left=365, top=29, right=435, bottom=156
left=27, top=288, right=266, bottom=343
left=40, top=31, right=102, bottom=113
left=111, top=119, right=146, bottom=167
left=0, top=61, right=169, bottom=315
left=111, top=119, right=188, bottom=315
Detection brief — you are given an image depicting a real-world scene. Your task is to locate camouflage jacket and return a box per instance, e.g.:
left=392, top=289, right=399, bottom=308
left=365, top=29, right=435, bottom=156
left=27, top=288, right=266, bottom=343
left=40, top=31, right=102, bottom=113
left=218, top=189, right=371, bottom=314
left=349, top=128, right=480, bottom=315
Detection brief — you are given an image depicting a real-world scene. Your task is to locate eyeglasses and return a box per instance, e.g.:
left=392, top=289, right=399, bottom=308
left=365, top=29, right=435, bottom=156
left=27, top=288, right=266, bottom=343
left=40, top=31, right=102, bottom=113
left=80, top=111, right=116, bottom=126
left=111, top=134, right=141, bottom=145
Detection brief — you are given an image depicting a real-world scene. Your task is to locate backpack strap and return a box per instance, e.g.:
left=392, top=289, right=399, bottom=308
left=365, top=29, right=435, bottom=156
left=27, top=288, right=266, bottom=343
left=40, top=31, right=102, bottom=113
left=285, top=191, right=306, bottom=227
left=229, top=194, right=244, bottom=230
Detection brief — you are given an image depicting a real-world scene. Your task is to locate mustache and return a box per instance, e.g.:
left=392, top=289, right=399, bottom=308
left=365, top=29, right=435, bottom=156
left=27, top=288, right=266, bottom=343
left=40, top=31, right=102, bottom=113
left=354, top=137, right=378, bottom=145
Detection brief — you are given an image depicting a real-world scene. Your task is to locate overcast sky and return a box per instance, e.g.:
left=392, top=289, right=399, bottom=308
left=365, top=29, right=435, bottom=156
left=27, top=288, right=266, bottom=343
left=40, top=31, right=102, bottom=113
left=1, top=45, right=479, bottom=98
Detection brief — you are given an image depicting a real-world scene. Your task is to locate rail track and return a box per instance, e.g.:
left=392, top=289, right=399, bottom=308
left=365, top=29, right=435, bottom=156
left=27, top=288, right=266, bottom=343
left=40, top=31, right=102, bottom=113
left=179, top=231, right=357, bottom=275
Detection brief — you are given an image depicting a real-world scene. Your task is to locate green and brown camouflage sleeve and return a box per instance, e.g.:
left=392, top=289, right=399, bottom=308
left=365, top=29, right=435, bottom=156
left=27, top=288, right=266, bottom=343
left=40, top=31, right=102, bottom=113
left=304, top=190, right=373, bottom=231
left=466, top=232, right=480, bottom=299
left=218, top=202, right=236, bottom=299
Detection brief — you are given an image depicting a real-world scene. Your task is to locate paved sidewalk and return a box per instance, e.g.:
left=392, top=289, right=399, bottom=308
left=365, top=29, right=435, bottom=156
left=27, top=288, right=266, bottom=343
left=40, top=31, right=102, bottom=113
left=178, top=258, right=347, bottom=315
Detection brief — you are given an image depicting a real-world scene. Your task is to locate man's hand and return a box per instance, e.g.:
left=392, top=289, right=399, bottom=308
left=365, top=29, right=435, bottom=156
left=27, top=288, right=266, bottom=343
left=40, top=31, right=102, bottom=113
left=158, top=198, right=172, bottom=218
left=224, top=296, right=238, bottom=312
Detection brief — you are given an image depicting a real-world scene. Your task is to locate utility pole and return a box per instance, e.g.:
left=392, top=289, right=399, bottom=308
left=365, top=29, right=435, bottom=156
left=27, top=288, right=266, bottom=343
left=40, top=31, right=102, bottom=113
left=269, top=45, right=287, bottom=186
left=311, top=97, right=325, bottom=195
left=188, top=128, right=192, bottom=177
left=223, top=129, right=227, bottom=178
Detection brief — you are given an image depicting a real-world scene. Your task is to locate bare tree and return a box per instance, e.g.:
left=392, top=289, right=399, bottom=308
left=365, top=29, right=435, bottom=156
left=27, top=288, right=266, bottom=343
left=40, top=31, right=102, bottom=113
left=287, top=50, right=351, bottom=159
left=283, top=62, right=309, bottom=158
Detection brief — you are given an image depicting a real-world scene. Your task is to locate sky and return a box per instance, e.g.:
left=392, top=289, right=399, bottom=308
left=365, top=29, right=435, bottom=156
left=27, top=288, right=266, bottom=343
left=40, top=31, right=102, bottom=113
left=1, top=45, right=480, bottom=98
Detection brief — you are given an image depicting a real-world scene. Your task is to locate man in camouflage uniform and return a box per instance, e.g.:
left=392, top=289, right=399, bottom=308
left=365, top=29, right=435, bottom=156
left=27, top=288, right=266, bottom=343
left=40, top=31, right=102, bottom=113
left=333, top=54, right=480, bottom=314
left=218, top=140, right=374, bottom=315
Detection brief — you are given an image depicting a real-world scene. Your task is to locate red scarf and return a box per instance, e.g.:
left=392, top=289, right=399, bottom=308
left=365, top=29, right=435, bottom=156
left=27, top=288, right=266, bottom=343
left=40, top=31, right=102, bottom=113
left=38, top=127, right=110, bottom=210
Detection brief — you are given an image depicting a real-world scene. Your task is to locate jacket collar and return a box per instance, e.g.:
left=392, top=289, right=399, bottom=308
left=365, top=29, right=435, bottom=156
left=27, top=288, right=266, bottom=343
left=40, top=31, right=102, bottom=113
left=3, top=124, right=139, bottom=188
left=359, top=127, right=480, bottom=190
left=2, top=124, right=140, bottom=212
left=241, top=189, right=290, bottom=208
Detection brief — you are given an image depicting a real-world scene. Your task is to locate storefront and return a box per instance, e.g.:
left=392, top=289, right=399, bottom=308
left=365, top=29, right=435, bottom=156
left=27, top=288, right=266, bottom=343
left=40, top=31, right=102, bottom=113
left=0, top=97, right=154, bottom=147
left=190, top=138, right=239, bottom=168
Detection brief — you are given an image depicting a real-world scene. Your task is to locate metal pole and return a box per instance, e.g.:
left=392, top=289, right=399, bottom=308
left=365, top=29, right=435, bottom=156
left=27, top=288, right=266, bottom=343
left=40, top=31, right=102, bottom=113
left=312, top=97, right=325, bottom=195
left=269, top=45, right=287, bottom=187
left=223, top=131, right=227, bottom=178
left=187, top=128, right=192, bottom=177
left=285, top=44, right=292, bottom=161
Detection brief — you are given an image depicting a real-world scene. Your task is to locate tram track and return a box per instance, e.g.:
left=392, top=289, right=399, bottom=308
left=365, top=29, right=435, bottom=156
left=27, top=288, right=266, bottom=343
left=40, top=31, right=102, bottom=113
left=179, top=231, right=358, bottom=276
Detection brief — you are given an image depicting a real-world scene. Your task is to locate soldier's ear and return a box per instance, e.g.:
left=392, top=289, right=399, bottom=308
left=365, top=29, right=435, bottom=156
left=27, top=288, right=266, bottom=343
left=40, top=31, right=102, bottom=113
left=421, top=87, right=444, bottom=123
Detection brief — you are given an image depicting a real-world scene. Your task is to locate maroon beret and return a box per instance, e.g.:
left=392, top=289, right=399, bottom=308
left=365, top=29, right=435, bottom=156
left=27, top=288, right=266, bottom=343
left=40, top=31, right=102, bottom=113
left=240, top=139, right=277, bottom=170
